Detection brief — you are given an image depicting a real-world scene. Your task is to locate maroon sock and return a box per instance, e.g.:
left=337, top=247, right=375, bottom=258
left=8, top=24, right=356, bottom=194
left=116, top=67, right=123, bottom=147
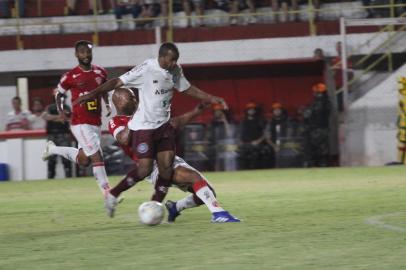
left=110, top=166, right=142, bottom=197
left=151, top=174, right=171, bottom=202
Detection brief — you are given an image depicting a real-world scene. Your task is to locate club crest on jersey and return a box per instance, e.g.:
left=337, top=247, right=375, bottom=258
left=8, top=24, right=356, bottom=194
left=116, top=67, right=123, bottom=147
left=153, top=80, right=158, bottom=84
left=137, top=143, right=148, bottom=154
left=95, top=77, right=103, bottom=85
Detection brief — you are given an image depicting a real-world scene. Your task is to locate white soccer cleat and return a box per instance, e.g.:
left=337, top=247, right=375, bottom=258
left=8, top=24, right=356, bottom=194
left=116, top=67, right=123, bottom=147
left=104, top=192, right=118, bottom=218
left=42, top=141, right=56, bottom=161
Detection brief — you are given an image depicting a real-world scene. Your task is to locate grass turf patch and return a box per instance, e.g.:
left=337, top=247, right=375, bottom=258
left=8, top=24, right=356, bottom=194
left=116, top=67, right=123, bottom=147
left=0, top=166, right=406, bottom=270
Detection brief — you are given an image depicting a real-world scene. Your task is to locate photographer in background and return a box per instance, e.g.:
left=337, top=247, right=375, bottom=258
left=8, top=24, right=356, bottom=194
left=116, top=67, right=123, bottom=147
left=302, top=83, right=330, bottom=167
left=238, top=101, right=271, bottom=169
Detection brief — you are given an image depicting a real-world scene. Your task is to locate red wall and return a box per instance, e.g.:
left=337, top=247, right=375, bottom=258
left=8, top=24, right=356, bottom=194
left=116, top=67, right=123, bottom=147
left=172, top=59, right=325, bottom=122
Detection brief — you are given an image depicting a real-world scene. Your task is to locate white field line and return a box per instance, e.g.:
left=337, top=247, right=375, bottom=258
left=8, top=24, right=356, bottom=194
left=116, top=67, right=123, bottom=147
left=365, top=212, right=406, bottom=233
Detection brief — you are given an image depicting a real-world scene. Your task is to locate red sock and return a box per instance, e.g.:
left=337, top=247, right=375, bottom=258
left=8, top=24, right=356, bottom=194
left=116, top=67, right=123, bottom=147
left=192, top=179, right=208, bottom=193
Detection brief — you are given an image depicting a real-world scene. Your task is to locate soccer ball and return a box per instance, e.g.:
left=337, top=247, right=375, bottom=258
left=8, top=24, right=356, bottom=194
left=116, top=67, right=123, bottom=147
left=138, top=201, right=165, bottom=226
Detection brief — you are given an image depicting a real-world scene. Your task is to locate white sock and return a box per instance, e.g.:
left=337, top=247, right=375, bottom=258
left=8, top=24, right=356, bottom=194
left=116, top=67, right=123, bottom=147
left=92, top=162, right=110, bottom=193
left=49, top=146, right=78, bottom=163
left=194, top=180, right=224, bottom=213
left=176, top=194, right=198, bottom=212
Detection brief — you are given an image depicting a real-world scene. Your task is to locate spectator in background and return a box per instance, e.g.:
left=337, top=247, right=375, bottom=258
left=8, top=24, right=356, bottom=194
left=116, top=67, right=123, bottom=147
left=208, top=103, right=238, bottom=171
left=271, top=0, right=298, bottom=22
left=302, top=83, right=330, bottom=167
left=331, top=41, right=353, bottom=111
left=313, top=48, right=325, bottom=61
left=0, top=0, right=24, bottom=18
left=67, top=0, right=109, bottom=15
left=331, top=41, right=353, bottom=89
left=28, top=98, right=46, bottom=130
left=43, top=94, right=73, bottom=179
left=183, top=0, right=205, bottom=27
left=138, top=0, right=161, bottom=28
left=5, top=96, right=31, bottom=131
left=265, top=102, right=288, bottom=165
left=230, top=0, right=257, bottom=25
left=238, top=101, right=270, bottom=169
left=114, top=0, right=142, bottom=29
left=362, top=0, right=375, bottom=18
left=160, top=0, right=191, bottom=27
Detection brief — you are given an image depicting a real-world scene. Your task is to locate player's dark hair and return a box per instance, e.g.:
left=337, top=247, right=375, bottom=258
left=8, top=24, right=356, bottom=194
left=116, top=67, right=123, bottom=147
left=75, top=40, right=93, bottom=51
left=12, top=96, right=21, bottom=103
left=159, top=42, right=179, bottom=59
left=32, top=97, right=44, bottom=105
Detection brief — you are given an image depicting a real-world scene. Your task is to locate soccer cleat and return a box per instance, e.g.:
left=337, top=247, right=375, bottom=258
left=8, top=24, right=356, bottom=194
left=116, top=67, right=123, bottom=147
left=165, top=200, right=180, bottom=222
left=104, top=192, right=118, bottom=218
left=42, top=141, right=56, bottom=161
left=211, top=211, right=241, bottom=223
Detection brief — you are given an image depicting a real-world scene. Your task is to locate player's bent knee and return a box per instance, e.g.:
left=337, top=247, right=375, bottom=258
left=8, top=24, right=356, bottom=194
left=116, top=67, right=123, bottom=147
left=77, top=149, right=91, bottom=166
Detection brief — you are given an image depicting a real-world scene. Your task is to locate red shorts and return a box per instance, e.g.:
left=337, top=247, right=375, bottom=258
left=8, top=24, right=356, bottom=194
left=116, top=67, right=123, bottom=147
left=131, top=122, right=176, bottom=159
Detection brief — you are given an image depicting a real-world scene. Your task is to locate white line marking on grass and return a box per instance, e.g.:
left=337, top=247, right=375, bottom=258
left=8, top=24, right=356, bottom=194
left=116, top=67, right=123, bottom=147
left=365, top=212, right=406, bottom=233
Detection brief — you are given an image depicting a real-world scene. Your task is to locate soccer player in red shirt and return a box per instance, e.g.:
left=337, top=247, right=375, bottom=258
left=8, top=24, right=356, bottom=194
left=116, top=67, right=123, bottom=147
left=42, top=40, right=112, bottom=198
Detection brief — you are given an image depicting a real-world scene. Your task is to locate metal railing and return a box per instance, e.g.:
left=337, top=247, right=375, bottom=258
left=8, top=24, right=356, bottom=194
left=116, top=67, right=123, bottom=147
left=336, top=13, right=406, bottom=97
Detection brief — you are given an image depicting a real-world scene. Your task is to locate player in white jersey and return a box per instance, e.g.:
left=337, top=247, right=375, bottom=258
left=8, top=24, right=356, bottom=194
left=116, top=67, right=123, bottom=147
left=108, top=88, right=240, bottom=222
left=74, top=42, right=227, bottom=217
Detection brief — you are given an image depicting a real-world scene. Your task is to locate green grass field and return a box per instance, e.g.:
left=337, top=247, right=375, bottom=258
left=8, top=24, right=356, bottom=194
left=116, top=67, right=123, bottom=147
left=1, top=166, right=406, bottom=270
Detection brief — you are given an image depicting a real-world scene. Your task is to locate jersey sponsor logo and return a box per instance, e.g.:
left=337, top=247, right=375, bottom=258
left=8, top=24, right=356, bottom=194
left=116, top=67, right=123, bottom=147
left=153, top=80, right=158, bottom=83
left=155, top=89, right=172, bottom=95
left=137, top=142, right=149, bottom=154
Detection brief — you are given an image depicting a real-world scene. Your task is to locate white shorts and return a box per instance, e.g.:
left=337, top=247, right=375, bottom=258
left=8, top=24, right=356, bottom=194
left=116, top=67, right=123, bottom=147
left=71, top=124, right=102, bottom=156
left=146, top=156, right=207, bottom=191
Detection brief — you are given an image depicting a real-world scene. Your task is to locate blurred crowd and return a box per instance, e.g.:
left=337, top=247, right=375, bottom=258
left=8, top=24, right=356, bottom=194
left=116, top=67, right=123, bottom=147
left=1, top=0, right=404, bottom=29
left=182, top=82, right=331, bottom=171
left=4, top=95, right=75, bottom=179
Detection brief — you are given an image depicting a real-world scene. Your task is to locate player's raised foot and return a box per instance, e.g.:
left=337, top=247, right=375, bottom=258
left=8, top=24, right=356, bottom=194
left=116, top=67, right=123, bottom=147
left=211, top=211, right=241, bottom=223
left=104, top=192, right=118, bottom=218
left=165, top=200, right=180, bottom=222
left=117, top=196, right=125, bottom=204
left=42, top=141, right=56, bottom=161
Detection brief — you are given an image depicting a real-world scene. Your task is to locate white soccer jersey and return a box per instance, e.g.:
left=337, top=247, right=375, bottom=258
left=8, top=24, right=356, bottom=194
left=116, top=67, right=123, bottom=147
left=119, top=58, right=191, bottom=130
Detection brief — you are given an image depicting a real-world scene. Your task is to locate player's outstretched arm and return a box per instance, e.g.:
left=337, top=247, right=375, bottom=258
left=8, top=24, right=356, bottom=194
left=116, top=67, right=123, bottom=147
left=116, top=126, right=130, bottom=146
left=73, top=78, right=124, bottom=105
left=170, top=102, right=210, bottom=129
left=102, top=93, right=112, bottom=117
left=183, top=85, right=228, bottom=110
